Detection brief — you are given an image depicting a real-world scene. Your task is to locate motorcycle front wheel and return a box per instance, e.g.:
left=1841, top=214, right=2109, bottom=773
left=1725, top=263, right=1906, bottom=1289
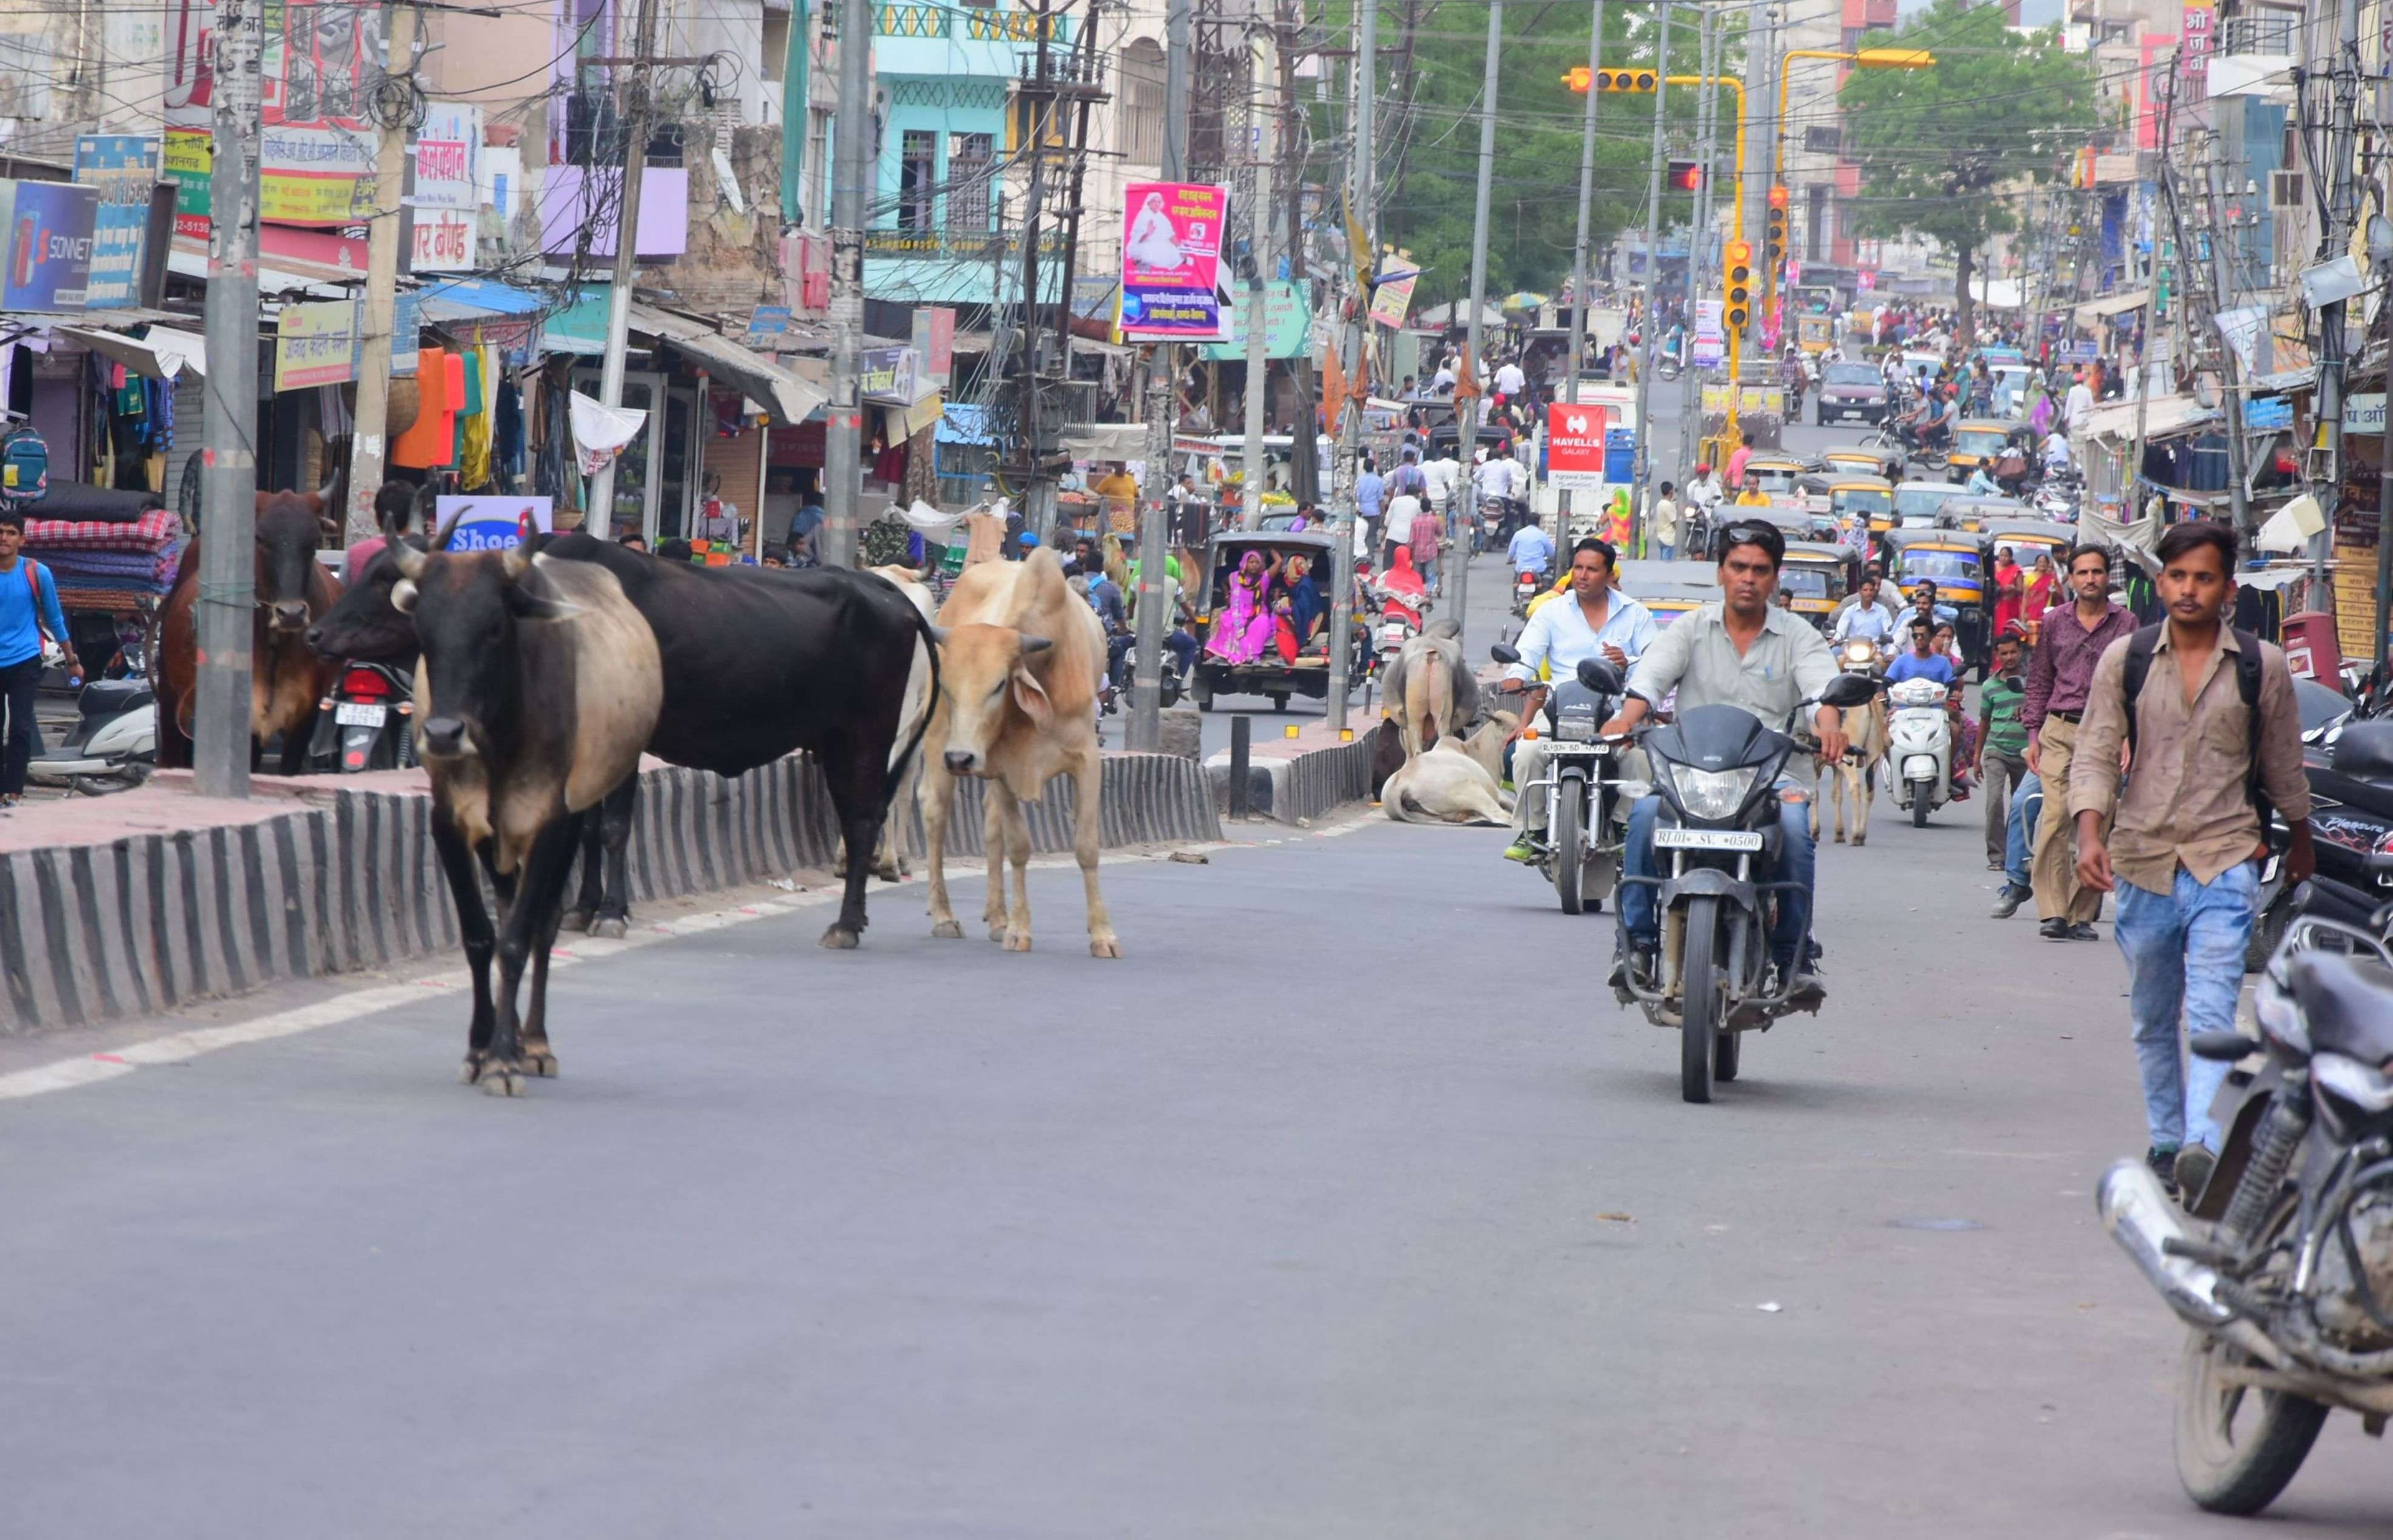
left=1553, top=772, right=1585, bottom=915
left=1911, top=780, right=1932, bottom=828
left=2176, top=1329, right=2328, bottom=1514
left=1680, top=894, right=1723, bottom=1104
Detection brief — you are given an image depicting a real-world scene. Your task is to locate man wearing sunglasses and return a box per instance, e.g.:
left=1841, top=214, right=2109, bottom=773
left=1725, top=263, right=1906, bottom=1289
left=1601, top=520, right=1846, bottom=1005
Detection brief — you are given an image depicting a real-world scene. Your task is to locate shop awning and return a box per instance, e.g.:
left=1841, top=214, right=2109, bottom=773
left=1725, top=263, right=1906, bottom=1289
left=57, top=325, right=208, bottom=380
left=2073, top=289, right=2152, bottom=325
left=1056, top=423, right=1152, bottom=460
left=2079, top=391, right=2216, bottom=443
left=414, top=277, right=550, bottom=325
left=626, top=302, right=828, bottom=426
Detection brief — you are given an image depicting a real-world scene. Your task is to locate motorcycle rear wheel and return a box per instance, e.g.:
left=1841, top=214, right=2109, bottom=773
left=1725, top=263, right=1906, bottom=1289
left=1680, top=894, right=1722, bottom=1104
left=2174, top=1329, right=2328, bottom=1515
left=1554, top=773, right=1585, bottom=915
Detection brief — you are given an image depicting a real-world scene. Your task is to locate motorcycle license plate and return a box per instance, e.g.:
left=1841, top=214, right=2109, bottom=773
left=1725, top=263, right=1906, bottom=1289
left=1653, top=828, right=1762, bottom=852
left=335, top=702, right=388, bottom=728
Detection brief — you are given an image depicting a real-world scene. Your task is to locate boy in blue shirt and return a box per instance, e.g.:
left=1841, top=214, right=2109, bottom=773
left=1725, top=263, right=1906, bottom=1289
left=0, top=512, right=76, bottom=809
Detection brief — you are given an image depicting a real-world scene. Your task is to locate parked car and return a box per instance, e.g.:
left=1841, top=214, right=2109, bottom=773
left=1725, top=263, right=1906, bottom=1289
left=1815, top=361, right=1891, bottom=425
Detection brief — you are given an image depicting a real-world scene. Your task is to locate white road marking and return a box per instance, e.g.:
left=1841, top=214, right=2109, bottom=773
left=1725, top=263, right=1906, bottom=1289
left=0, top=836, right=1321, bottom=1104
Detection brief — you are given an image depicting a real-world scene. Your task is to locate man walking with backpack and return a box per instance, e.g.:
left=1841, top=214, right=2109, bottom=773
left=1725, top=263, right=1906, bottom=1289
left=0, top=511, right=76, bottom=810
left=2023, top=543, right=2136, bottom=939
left=2069, top=522, right=2313, bottom=1200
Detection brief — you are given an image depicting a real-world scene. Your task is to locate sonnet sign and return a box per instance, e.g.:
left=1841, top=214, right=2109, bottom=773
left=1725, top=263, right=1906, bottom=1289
left=1547, top=402, right=1613, bottom=489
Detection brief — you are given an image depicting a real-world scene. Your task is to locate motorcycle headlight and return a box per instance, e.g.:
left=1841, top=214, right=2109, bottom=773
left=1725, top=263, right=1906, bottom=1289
left=1668, top=763, right=1758, bottom=820
left=1841, top=641, right=1876, bottom=667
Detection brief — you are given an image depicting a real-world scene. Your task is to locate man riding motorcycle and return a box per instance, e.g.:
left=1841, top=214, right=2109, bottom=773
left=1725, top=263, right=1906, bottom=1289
left=1600, top=521, right=1848, bottom=1005
left=1501, top=537, right=1657, bottom=865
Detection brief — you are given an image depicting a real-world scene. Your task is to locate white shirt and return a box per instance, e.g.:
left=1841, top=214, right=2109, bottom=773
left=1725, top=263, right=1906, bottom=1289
left=1506, top=586, right=1658, bottom=684
left=1831, top=599, right=1898, bottom=644
left=1494, top=362, right=1527, bottom=396
left=1651, top=496, right=1680, bottom=545
left=2065, top=381, right=2096, bottom=434
left=1421, top=456, right=1461, bottom=507
left=1385, top=492, right=1423, bottom=545
left=1474, top=458, right=1517, bottom=499
left=1433, top=365, right=1457, bottom=391
left=1686, top=475, right=1723, bottom=510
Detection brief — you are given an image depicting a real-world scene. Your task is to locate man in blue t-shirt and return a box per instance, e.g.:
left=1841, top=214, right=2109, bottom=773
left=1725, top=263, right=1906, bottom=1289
left=0, top=512, right=76, bottom=809
left=1886, top=616, right=1957, bottom=687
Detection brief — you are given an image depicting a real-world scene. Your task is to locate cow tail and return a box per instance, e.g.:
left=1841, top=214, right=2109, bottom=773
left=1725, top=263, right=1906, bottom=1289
left=886, top=601, right=942, bottom=809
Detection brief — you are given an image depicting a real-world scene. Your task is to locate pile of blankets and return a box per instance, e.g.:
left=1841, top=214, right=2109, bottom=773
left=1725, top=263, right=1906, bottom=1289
left=22, top=507, right=184, bottom=612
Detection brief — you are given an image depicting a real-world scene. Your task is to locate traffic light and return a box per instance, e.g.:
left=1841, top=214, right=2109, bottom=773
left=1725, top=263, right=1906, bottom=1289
left=1764, top=186, right=1789, bottom=284
left=1666, top=159, right=1704, bottom=193
left=1723, top=238, right=1752, bottom=333
left=1564, top=67, right=1659, bottom=92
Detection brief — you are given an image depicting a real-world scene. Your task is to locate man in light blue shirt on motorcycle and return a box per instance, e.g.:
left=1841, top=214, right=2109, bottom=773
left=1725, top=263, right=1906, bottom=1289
left=1506, top=519, right=1555, bottom=579
left=1600, top=520, right=1846, bottom=1005
left=1499, top=537, right=1655, bottom=864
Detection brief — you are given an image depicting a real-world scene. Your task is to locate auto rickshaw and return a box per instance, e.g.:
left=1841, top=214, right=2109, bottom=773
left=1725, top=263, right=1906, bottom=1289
left=1189, top=530, right=1345, bottom=712
left=1780, top=540, right=1855, bottom=632
left=1737, top=454, right=1808, bottom=507
left=1944, top=419, right=2018, bottom=484
left=1891, top=478, right=1968, bottom=530
left=1827, top=475, right=1895, bottom=536
left=1880, top=527, right=1989, bottom=669
left=1979, top=518, right=2075, bottom=578
left=1619, top=559, right=1718, bottom=629
left=1938, top=494, right=2027, bottom=536
left=1797, top=313, right=1835, bottom=356
left=1814, top=446, right=1889, bottom=479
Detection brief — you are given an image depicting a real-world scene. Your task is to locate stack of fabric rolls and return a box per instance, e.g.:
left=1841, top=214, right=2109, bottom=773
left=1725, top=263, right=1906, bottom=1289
left=20, top=495, right=183, bottom=613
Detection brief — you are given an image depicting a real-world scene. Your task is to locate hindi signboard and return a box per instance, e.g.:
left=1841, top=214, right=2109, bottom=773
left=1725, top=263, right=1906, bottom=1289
left=1119, top=180, right=1228, bottom=340
left=275, top=297, right=361, bottom=390
left=72, top=135, right=160, bottom=310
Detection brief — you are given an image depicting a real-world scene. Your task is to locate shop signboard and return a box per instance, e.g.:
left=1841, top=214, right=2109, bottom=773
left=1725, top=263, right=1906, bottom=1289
left=0, top=181, right=99, bottom=312
left=1201, top=280, right=1313, bottom=361
left=1367, top=260, right=1420, bottom=330
left=2244, top=396, right=2293, bottom=431
left=163, top=0, right=385, bottom=229
left=910, top=305, right=955, bottom=378
left=275, top=297, right=362, bottom=390
left=434, top=495, right=554, bottom=553
left=743, top=305, right=793, bottom=351
left=1119, top=179, right=1228, bottom=340
left=163, top=128, right=212, bottom=241
left=1546, top=402, right=1612, bottom=490
left=1693, top=299, right=1724, bottom=370
left=72, top=135, right=161, bottom=310
left=408, top=101, right=478, bottom=271
left=2342, top=393, right=2385, bottom=434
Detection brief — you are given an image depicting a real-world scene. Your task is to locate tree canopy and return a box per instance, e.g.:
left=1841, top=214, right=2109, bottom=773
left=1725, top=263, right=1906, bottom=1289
left=1838, top=0, right=2098, bottom=334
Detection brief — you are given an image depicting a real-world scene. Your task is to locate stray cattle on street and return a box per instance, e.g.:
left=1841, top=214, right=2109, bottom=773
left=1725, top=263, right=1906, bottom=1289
left=1814, top=693, right=1890, bottom=846
left=920, top=546, right=1119, bottom=958
left=153, top=482, right=343, bottom=773
left=856, top=563, right=941, bottom=882
left=1379, top=618, right=1479, bottom=758
left=1381, top=736, right=1512, bottom=825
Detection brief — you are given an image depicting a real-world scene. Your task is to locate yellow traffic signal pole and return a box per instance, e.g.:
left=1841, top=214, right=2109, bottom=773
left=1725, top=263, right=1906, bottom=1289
left=1666, top=75, right=1744, bottom=447
left=1772, top=49, right=1934, bottom=332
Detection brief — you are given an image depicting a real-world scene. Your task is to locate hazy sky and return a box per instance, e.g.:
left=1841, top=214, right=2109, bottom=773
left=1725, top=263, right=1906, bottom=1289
left=1898, top=0, right=2070, bottom=24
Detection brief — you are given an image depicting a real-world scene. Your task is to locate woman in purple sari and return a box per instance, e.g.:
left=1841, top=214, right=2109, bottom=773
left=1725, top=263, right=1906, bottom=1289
left=1205, top=549, right=1278, bottom=664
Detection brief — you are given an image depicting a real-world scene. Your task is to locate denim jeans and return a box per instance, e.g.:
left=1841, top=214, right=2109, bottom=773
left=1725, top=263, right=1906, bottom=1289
left=2114, top=861, right=2259, bottom=1154
left=1620, top=775, right=1815, bottom=967
left=2004, top=771, right=2042, bottom=890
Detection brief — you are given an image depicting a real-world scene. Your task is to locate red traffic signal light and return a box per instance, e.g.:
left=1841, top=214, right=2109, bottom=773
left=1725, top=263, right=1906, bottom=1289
left=1768, top=183, right=1790, bottom=211
left=1666, top=159, right=1703, bottom=193
left=1563, top=67, right=1592, bottom=91
left=1565, top=67, right=1658, bottom=93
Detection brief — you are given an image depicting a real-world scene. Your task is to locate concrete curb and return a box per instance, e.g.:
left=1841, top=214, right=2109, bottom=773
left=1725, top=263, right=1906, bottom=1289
left=0, top=750, right=1218, bottom=1038
left=1204, top=733, right=1376, bottom=824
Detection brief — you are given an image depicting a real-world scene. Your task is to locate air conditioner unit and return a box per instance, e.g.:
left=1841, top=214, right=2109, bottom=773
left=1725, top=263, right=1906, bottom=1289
left=2270, top=170, right=2305, bottom=209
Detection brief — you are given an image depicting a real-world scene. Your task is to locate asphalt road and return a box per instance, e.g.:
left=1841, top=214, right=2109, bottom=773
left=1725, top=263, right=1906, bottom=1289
left=6, top=780, right=2393, bottom=1536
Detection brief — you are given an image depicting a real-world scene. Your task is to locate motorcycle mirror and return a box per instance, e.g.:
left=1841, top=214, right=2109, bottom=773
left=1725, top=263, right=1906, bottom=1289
left=1575, top=657, right=1623, bottom=694
left=2372, top=897, right=2393, bottom=936
left=1490, top=644, right=1522, bottom=666
left=2188, top=1030, right=2254, bottom=1063
left=1817, top=673, right=1879, bottom=709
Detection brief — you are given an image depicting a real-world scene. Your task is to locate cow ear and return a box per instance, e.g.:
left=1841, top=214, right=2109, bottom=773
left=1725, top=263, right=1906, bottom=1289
left=1010, top=666, right=1053, bottom=725
left=504, top=585, right=583, bottom=622
left=391, top=578, right=418, bottom=615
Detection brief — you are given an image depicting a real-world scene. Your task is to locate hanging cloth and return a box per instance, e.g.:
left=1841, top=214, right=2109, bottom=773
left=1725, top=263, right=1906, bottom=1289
left=494, top=371, right=525, bottom=484
left=459, top=345, right=496, bottom=489
left=570, top=389, right=647, bottom=476
left=450, top=348, right=483, bottom=469
left=390, top=347, right=454, bottom=468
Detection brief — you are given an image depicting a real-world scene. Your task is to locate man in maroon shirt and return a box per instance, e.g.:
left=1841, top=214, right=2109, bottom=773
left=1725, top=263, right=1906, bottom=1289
left=2022, top=543, right=2137, bottom=939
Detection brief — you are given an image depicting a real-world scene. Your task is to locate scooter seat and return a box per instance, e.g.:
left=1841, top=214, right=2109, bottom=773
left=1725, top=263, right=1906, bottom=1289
left=2291, top=950, right=2393, bottom=1066
left=79, top=677, right=153, bottom=714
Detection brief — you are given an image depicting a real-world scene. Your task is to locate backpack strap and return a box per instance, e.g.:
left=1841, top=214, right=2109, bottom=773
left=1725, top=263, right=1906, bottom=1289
left=2118, top=623, right=2162, bottom=771
left=2121, top=620, right=2275, bottom=829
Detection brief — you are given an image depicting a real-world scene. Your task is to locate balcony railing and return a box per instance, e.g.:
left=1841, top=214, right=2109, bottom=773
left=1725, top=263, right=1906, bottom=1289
left=2221, top=12, right=2296, bottom=55
left=865, top=227, right=1072, bottom=261
left=833, top=4, right=1074, bottom=42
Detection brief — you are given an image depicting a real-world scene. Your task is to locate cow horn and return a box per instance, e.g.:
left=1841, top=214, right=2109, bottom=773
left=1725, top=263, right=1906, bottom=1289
left=391, top=578, right=419, bottom=614
left=501, top=538, right=533, bottom=580
left=427, top=504, right=467, bottom=553
left=390, top=537, right=428, bottom=579
left=1017, top=633, right=1053, bottom=654
left=315, top=475, right=339, bottom=514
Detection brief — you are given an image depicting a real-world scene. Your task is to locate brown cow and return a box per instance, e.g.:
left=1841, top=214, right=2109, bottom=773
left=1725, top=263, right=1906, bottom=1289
left=919, top=547, right=1119, bottom=957
left=154, top=485, right=343, bottom=773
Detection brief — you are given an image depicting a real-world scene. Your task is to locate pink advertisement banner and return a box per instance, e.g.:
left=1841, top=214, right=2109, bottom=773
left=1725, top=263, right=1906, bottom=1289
left=1119, top=180, right=1228, bottom=340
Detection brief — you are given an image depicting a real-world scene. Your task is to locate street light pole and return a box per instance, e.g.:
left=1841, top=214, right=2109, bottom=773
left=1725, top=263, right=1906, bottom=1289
left=1628, top=4, right=1674, bottom=537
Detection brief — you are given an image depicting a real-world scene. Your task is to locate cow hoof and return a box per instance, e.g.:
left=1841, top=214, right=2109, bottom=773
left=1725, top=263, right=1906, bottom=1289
left=480, top=1065, right=526, bottom=1098
left=458, top=1053, right=485, bottom=1085
left=1003, top=930, right=1033, bottom=952
left=931, top=919, right=964, bottom=940
left=521, top=1048, right=558, bottom=1078
left=560, top=908, right=593, bottom=934
left=1834, top=832, right=1846, bottom=844
left=819, top=925, right=861, bottom=950
left=987, top=922, right=1007, bottom=944
left=1852, top=835, right=1866, bottom=848
left=1090, top=935, right=1122, bottom=959
left=873, top=861, right=905, bottom=883
left=589, top=916, right=629, bottom=940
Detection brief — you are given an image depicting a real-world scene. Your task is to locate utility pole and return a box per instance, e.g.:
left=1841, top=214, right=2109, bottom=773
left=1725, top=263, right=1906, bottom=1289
left=1628, top=2, right=1675, bottom=535
left=1324, top=0, right=1376, bottom=734
left=1240, top=21, right=1273, bottom=532
left=345, top=0, right=418, bottom=545
left=1453, top=0, right=1499, bottom=638
left=2308, top=0, right=2364, bottom=586
left=1562, top=0, right=1605, bottom=408
left=195, top=0, right=263, bottom=798
left=1278, top=0, right=1319, bottom=507
left=2195, top=138, right=2250, bottom=528
left=1016, top=0, right=1056, bottom=547
left=821, top=0, right=872, bottom=568
left=1743, top=0, right=1771, bottom=376
left=587, top=0, right=660, bottom=541
left=1130, top=0, right=1192, bottom=751
left=1679, top=9, right=1720, bottom=491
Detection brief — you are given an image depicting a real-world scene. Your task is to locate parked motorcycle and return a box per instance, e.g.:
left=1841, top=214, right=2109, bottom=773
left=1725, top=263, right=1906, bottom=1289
left=1491, top=646, right=1627, bottom=915
left=25, top=676, right=156, bottom=795
left=2098, top=899, right=2393, bottom=1516
left=1885, top=676, right=1954, bottom=827
left=307, top=659, right=418, bottom=773
left=1615, top=672, right=1878, bottom=1102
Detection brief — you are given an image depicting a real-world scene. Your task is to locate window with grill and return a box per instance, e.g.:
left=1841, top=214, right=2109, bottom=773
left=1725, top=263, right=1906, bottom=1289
left=1119, top=39, right=1166, bottom=166
left=899, top=130, right=938, bottom=230
left=948, top=132, right=994, bottom=232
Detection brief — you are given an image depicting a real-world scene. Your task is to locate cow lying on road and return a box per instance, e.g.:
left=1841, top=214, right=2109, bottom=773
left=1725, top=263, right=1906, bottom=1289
left=920, top=547, right=1119, bottom=957
left=1381, top=732, right=1514, bottom=825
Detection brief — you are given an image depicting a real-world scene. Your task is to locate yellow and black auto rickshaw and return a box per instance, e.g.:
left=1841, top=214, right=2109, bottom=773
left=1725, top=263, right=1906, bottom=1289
left=1944, top=419, right=2017, bottom=485
left=1881, top=527, right=1989, bottom=670
left=1779, top=540, right=1855, bottom=632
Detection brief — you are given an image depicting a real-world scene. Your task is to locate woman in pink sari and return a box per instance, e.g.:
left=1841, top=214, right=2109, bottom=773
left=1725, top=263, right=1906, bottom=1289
left=1205, top=549, right=1278, bottom=663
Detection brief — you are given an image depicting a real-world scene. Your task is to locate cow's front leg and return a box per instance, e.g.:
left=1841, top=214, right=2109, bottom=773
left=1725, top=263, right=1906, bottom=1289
left=431, top=809, right=497, bottom=1083
left=922, top=758, right=964, bottom=939
left=1072, top=747, right=1119, bottom=959
left=983, top=783, right=1015, bottom=944
left=480, top=817, right=582, bottom=1097
left=996, top=784, right=1035, bottom=952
